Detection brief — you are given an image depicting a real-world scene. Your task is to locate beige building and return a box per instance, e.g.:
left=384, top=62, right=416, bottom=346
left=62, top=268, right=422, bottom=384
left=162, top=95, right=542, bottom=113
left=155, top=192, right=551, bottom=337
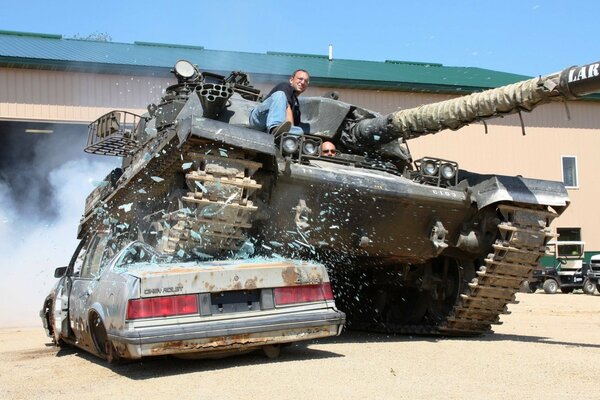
left=1, top=31, right=599, bottom=261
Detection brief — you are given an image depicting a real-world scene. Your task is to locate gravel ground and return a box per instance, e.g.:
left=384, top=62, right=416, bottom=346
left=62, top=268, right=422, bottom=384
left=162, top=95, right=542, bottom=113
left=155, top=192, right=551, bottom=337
left=1, top=292, right=599, bottom=400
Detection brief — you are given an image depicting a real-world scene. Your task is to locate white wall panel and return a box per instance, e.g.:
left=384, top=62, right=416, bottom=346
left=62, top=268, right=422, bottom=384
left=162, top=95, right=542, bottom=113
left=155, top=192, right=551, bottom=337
left=0, top=68, right=171, bottom=122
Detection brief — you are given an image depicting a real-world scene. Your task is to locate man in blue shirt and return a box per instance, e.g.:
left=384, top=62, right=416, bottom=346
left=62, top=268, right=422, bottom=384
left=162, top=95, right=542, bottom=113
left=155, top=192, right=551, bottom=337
left=249, top=69, right=310, bottom=136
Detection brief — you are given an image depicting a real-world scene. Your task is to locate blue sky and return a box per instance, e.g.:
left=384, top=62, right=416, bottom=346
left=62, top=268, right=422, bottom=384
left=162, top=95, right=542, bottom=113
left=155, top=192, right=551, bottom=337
left=1, top=0, right=598, bottom=76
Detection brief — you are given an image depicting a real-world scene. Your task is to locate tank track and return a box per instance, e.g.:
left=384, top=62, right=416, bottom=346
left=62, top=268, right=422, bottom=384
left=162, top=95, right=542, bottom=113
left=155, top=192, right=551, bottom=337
left=356, top=204, right=556, bottom=336
left=437, top=204, right=556, bottom=335
left=157, top=143, right=263, bottom=256
left=81, top=129, right=263, bottom=257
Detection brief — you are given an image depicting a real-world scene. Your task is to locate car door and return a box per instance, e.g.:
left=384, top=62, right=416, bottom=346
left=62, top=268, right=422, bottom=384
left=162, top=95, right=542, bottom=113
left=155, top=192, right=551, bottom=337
left=68, top=232, right=110, bottom=346
left=49, top=237, right=88, bottom=342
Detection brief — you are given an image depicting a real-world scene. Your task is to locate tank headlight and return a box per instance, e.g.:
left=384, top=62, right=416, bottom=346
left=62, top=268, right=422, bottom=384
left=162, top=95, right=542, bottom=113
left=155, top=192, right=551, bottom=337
left=281, top=136, right=299, bottom=154
left=302, top=139, right=319, bottom=156
left=422, top=160, right=438, bottom=176
left=440, top=163, right=456, bottom=180
left=174, top=60, right=198, bottom=81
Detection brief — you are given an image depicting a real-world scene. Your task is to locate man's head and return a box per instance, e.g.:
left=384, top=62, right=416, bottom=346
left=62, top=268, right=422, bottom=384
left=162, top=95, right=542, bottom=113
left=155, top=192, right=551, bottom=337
left=289, top=69, right=310, bottom=94
left=321, top=141, right=336, bottom=157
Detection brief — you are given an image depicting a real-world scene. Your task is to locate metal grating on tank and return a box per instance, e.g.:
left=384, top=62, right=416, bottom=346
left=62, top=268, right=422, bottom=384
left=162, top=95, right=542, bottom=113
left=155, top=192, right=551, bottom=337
left=85, top=110, right=142, bottom=157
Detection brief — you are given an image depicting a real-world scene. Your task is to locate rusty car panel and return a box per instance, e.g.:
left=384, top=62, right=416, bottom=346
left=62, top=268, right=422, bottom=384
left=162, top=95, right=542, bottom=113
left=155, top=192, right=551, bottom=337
left=41, top=235, right=345, bottom=362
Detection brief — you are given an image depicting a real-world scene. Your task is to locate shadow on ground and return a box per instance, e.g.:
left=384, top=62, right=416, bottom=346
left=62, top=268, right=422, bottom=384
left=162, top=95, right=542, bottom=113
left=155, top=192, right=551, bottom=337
left=38, top=327, right=599, bottom=379
left=50, top=341, right=343, bottom=380
left=311, top=329, right=600, bottom=350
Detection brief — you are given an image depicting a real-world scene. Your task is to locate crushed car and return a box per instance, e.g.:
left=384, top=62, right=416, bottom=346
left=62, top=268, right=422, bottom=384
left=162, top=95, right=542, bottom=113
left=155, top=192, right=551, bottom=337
left=41, top=231, right=345, bottom=363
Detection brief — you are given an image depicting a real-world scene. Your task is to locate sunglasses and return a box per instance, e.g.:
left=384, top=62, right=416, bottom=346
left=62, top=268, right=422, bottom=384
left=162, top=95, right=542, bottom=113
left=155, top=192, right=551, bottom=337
left=322, top=149, right=336, bottom=154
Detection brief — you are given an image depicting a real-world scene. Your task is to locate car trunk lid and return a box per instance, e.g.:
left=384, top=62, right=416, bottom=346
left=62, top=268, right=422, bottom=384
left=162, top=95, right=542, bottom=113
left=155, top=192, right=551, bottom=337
left=122, top=258, right=327, bottom=298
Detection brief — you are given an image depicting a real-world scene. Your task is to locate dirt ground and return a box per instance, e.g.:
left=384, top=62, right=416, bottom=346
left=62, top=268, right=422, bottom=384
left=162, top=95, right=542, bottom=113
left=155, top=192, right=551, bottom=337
left=1, top=292, right=599, bottom=400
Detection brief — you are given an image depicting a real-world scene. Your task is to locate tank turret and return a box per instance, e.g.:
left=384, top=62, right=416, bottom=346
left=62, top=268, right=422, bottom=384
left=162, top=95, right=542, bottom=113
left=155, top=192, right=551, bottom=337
left=78, top=59, right=600, bottom=336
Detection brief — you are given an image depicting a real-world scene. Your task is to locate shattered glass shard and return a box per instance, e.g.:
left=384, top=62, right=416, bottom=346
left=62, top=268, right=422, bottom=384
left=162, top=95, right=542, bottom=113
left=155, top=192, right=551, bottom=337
left=92, top=180, right=109, bottom=188
left=236, top=241, right=255, bottom=258
left=118, top=203, right=133, bottom=212
left=195, top=181, right=208, bottom=193
left=145, top=127, right=157, bottom=137
left=190, top=230, right=202, bottom=241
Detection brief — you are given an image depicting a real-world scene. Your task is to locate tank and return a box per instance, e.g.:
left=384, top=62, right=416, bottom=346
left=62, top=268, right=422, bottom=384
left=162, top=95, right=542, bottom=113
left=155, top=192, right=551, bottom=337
left=80, top=59, right=600, bottom=336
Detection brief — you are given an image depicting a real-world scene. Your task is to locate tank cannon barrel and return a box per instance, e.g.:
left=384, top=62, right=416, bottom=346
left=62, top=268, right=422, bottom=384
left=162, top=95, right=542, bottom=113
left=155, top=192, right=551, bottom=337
left=349, top=61, right=600, bottom=145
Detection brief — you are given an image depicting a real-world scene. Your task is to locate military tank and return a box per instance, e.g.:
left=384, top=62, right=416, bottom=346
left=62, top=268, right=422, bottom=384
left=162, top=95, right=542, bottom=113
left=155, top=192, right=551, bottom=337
left=80, top=59, right=600, bottom=336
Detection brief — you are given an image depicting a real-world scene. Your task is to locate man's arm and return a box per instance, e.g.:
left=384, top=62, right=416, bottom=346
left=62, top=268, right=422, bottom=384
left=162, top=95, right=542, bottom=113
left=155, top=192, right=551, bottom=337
left=285, top=105, right=294, bottom=124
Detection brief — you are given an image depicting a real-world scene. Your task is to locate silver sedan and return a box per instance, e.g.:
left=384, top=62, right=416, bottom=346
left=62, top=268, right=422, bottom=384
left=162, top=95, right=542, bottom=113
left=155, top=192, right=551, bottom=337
left=41, top=231, right=345, bottom=362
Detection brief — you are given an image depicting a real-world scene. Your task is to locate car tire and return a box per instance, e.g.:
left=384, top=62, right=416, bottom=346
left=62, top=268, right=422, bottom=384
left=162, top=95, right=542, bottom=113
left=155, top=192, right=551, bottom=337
left=583, top=279, right=596, bottom=295
left=105, top=340, right=122, bottom=364
left=263, top=344, right=281, bottom=359
left=543, top=279, right=558, bottom=294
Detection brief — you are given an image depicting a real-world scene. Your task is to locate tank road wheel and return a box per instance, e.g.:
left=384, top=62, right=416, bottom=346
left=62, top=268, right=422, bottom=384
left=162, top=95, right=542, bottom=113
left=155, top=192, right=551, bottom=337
left=379, top=288, right=429, bottom=326
left=583, top=279, right=596, bottom=295
left=374, top=257, right=467, bottom=330
left=560, top=287, right=574, bottom=294
left=519, top=280, right=531, bottom=293
left=543, top=279, right=559, bottom=294
left=424, top=257, right=466, bottom=325
left=90, top=311, right=121, bottom=364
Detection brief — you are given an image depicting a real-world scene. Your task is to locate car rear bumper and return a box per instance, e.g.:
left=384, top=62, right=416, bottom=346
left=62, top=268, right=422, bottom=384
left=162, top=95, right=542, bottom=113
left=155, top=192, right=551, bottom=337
left=107, top=308, right=345, bottom=359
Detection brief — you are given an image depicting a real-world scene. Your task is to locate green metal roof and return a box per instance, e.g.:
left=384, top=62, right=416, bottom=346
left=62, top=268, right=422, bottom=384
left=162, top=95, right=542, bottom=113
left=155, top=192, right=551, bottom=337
left=0, top=29, right=531, bottom=94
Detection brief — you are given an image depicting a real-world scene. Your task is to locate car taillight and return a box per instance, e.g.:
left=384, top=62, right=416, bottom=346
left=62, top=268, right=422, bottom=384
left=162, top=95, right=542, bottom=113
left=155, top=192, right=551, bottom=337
left=273, top=283, right=334, bottom=306
left=127, top=294, right=198, bottom=320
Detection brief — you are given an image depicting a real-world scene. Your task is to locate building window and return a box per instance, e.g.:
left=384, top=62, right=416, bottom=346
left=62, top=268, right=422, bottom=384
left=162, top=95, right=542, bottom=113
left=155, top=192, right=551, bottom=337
left=555, top=227, right=582, bottom=257
left=562, top=156, right=578, bottom=188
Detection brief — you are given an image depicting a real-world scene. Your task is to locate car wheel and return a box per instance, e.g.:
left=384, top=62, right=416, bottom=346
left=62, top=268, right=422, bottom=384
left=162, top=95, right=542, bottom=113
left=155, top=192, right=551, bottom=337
left=90, top=312, right=121, bottom=364
left=583, top=279, right=596, bottom=295
left=263, top=344, right=281, bottom=359
left=543, top=279, right=558, bottom=294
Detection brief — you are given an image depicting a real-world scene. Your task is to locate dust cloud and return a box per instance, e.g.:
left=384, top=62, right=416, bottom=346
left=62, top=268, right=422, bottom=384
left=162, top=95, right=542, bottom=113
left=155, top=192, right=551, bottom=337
left=0, top=126, right=117, bottom=327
